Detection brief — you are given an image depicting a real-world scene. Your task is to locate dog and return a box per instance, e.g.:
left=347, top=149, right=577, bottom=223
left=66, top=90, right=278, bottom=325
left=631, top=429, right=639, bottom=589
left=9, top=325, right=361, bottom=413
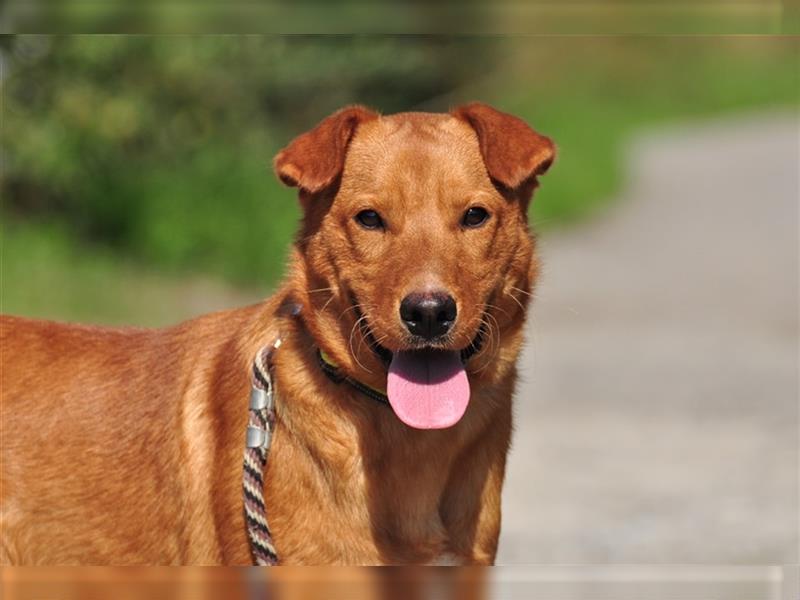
left=0, top=103, right=554, bottom=565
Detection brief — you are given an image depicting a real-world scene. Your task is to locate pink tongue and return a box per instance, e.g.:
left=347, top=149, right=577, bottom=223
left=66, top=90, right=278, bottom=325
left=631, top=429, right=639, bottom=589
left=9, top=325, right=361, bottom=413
left=387, top=350, right=470, bottom=429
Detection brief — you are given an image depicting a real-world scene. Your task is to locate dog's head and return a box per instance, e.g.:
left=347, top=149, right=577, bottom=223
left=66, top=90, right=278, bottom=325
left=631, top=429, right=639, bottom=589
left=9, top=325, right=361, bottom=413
left=275, top=103, right=555, bottom=429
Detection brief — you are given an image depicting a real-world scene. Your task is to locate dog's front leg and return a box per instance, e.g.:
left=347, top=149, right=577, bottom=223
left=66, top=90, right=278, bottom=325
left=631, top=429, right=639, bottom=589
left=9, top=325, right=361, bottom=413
left=438, top=412, right=512, bottom=565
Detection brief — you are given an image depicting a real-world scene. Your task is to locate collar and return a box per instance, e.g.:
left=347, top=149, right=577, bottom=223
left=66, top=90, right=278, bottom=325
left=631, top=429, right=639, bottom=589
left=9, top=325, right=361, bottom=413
left=317, top=349, right=390, bottom=406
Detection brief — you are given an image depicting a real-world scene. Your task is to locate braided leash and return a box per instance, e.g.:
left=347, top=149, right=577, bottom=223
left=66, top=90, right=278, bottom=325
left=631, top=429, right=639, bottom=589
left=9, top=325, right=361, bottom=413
left=242, top=339, right=281, bottom=565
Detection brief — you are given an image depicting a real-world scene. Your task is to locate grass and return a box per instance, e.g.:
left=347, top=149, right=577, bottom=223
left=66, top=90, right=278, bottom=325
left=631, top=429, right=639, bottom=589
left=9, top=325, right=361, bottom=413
left=1, top=221, right=264, bottom=326
left=3, top=37, right=798, bottom=325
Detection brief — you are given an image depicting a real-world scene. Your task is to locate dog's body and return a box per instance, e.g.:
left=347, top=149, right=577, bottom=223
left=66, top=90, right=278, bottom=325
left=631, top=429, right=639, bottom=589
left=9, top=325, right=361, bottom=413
left=1, top=104, right=554, bottom=565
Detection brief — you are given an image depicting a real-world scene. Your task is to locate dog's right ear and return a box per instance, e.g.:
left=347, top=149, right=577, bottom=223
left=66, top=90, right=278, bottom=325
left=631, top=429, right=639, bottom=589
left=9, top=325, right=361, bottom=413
left=273, top=105, right=379, bottom=194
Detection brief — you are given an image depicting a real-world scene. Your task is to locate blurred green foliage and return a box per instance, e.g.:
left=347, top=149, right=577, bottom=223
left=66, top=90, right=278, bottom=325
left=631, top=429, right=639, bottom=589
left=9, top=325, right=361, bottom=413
left=498, top=37, right=800, bottom=227
left=1, top=35, right=797, bottom=325
left=2, top=35, right=497, bottom=285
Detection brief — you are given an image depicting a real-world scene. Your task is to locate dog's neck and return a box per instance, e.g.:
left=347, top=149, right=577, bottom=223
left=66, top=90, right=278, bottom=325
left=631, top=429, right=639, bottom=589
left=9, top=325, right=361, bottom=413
left=238, top=290, right=520, bottom=564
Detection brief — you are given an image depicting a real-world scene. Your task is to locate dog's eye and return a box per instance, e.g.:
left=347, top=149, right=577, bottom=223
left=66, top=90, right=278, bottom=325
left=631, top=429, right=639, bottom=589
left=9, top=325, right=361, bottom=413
left=355, top=209, right=384, bottom=230
left=462, top=207, right=490, bottom=228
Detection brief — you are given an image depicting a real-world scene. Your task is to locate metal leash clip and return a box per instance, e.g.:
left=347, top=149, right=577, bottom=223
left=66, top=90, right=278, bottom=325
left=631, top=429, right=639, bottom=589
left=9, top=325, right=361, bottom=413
left=246, top=416, right=271, bottom=451
left=245, top=339, right=280, bottom=451
left=249, top=383, right=273, bottom=411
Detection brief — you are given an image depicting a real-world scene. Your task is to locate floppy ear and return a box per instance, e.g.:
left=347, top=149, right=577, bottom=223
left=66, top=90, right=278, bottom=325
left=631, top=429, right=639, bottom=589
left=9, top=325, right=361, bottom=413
left=273, top=105, right=379, bottom=194
left=452, top=102, right=555, bottom=191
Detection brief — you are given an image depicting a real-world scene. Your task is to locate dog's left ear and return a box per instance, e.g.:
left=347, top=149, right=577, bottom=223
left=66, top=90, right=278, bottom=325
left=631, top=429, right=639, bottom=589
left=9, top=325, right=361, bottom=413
left=274, top=105, right=379, bottom=194
left=452, top=102, right=555, bottom=191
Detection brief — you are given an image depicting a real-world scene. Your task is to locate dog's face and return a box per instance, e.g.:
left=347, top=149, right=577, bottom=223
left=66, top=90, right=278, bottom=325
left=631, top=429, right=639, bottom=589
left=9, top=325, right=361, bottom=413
left=276, top=103, right=554, bottom=429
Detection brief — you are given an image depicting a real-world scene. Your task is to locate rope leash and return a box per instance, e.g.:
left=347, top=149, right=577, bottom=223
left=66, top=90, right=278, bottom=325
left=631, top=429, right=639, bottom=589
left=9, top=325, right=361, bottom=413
left=242, top=339, right=281, bottom=565
left=241, top=338, right=387, bottom=565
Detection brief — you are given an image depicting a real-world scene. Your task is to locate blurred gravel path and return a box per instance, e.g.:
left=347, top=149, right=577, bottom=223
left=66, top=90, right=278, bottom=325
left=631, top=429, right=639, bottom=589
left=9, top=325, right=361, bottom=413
left=497, top=111, right=799, bottom=564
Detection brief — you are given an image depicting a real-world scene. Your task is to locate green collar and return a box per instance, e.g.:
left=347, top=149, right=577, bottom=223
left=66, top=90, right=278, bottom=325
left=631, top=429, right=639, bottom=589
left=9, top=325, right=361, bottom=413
left=317, top=349, right=390, bottom=406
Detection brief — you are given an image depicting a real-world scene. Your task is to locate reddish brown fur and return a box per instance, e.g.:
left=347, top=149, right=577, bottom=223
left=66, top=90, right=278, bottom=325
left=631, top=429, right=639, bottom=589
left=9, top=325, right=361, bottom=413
left=0, top=103, right=554, bottom=565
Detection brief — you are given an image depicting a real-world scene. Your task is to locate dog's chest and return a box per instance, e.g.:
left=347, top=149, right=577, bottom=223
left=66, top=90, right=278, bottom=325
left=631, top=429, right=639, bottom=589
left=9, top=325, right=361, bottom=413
left=267, top=419, right=461, bottom=564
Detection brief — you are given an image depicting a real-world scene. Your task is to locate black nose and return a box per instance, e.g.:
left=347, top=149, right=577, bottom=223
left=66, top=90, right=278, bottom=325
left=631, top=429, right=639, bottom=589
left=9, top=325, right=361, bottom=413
left=399, top=292, right=457, bottom=340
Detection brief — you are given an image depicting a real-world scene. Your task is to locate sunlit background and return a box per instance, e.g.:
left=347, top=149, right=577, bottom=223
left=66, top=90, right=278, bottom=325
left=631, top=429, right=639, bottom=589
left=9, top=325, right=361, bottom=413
left=3, top=35, right=795, bottom=324
left=1, top=31, right=797, bottom=566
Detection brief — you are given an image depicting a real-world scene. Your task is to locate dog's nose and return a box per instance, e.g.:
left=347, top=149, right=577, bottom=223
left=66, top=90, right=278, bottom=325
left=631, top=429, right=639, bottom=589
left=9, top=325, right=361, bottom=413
left=399, top=292, right=457, bottom=340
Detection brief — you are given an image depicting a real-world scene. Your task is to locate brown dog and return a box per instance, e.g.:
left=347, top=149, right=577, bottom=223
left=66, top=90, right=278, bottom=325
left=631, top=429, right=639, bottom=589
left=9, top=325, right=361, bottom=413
left=0, top=103, right=554, bottom=565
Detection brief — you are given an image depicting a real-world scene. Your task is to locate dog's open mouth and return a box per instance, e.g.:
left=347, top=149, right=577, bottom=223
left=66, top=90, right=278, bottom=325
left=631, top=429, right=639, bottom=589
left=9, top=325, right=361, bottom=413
left=353, top=301, right=487, bottom=430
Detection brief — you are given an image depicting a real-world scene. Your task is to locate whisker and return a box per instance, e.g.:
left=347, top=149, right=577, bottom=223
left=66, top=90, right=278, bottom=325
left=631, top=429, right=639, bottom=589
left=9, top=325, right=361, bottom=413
left=509, top=286, right=532, bottom=297
left=473, top=319, right=492, bottom=368
left=455, top=328, right=472, bottom=350
left=478, top=312, right=503, bottom=373
left=486, top=312, right=501, bottom=356
left=478, top=302, right=510, bottom=318
left=471, top=318, right=496, bottom=374
left=338, top=302, right=367, bottom=320
left=372, top=333, right=390, bottom=347
left=354, top=314, right=380, bottom=363
left=528, top=216, right=561, bottom=228
left=505, top=290, right=526, bottom=313
left=320, top=292, right=339, bottom=313
left=348, top=313, right=373, bottom=374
